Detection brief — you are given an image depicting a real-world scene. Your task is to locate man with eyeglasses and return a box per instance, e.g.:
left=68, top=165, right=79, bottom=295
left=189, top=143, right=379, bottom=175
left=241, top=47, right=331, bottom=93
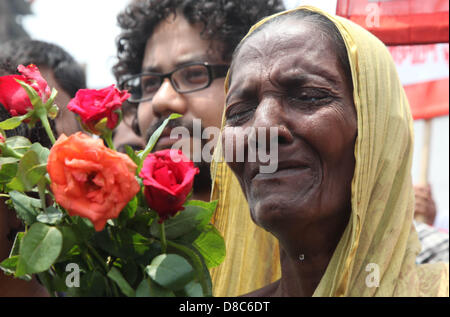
left=113, top=0, right=284, bottom=201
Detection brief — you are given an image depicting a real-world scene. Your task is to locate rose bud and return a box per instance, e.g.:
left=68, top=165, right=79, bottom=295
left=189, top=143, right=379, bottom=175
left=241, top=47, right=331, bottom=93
left=67, top=85, right=130, bottom=135
left=0, top=64, right=51, bottom=116
left=139, top=149, right=199, bottom=222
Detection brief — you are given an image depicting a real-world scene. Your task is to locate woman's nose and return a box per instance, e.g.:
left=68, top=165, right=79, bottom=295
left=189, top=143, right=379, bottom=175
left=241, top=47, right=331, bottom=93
left=151, top=78, right=188, bottom=118
left=251, top=98, right=293, bottom=147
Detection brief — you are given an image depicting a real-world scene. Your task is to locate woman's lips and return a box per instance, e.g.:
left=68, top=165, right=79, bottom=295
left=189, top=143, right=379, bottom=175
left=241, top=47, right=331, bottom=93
left=249, top=159, right=311, bottom=180
left=252, top=165, right=310, bottom=181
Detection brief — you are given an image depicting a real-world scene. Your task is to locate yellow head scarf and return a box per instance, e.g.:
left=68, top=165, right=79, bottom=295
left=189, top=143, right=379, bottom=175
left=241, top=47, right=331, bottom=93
left=210, top=6, right=449, bottom=297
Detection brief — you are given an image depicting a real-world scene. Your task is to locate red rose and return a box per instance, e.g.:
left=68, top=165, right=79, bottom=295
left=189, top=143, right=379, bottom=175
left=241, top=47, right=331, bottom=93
left=139, top=149, right=199, bottom=222
left=47, top=132, right=140, bottom=231
left=67, top=85, right=130, bottom=134
left=0, top=64, right=51, bottom=116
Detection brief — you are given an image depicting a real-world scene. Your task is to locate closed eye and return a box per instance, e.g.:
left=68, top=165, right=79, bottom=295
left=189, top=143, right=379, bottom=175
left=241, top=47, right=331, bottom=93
left=287, top=88, right=333, bottom=108
left=225, top=102, right=256, bottom=126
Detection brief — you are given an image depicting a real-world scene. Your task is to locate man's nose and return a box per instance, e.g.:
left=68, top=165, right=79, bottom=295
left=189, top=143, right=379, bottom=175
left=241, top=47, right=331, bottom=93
left=251, top=97, right=293, bottom=147
left=151, top=78, right=188, bottom=118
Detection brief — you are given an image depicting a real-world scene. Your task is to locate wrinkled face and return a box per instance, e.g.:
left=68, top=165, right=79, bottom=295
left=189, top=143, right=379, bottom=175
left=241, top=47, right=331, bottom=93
left=223, top=19, right=357, bottom=234
left=137, top=14, right=226, bottom=152
left=39, top=67, right=80, bottom=136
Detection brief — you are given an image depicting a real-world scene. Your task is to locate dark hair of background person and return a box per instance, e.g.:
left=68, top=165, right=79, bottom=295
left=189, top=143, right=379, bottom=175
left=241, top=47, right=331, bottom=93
left=0, top=39, right=86, bottom=98
left=231, top=9, right=353, bottom=91
left=113, top=0, right=285, bottom=84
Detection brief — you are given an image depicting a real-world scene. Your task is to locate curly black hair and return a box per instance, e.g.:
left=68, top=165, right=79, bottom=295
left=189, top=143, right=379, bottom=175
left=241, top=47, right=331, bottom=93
left=113, top=0, right=285, bottom=83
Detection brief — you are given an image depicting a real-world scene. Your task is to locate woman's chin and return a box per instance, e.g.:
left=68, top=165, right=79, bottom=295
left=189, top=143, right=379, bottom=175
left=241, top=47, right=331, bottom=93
left=250, top=198, right=312, bottom=233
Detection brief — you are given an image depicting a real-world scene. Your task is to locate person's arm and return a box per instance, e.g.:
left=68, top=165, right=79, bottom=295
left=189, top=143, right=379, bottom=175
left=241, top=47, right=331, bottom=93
left=414, top=184, right=436, bottom=226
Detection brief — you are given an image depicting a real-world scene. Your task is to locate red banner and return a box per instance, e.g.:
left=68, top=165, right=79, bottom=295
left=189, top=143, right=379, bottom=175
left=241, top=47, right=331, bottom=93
left=404, top=78, right=449, bottom=120
left=336, top=0, right=449, bottom=45
left=388, top=44, right=449, bottom=120
left=336, top=1, right=449, bottom=119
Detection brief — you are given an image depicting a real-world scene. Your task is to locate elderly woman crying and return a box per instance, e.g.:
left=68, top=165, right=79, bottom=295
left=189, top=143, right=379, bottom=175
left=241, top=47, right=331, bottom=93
left=211, top=6, right=449, bottom=297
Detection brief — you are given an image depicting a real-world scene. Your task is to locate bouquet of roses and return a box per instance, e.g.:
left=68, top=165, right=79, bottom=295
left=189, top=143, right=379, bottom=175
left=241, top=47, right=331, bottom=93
left=0, top=64, right=225, bottom=297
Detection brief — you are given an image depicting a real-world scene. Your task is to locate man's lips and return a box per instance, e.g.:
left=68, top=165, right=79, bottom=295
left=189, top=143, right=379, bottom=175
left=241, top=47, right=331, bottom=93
left=154, top=128, right=182, bottom=149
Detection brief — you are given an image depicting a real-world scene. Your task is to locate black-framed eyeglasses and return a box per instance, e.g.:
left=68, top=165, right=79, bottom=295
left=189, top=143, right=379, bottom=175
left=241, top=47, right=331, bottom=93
left=119, top=62, right=229, bottom=103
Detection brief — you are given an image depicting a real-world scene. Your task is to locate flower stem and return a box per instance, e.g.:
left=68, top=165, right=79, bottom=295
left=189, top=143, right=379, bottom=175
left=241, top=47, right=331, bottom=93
left=38, top=113, right=56, bottom=145
left=37, top=179, right=47, bottom=211
left=160, top=221, right=167, bottom=253
left=110, top=280, right=120, bottom=297
left=85, top=242, right=108, bottom=273
left=102, top=130, right=115, bottom=150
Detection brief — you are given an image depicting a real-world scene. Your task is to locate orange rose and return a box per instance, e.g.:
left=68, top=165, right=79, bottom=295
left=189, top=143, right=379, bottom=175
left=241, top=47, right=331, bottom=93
left=47, top=132, right=140, bottom=231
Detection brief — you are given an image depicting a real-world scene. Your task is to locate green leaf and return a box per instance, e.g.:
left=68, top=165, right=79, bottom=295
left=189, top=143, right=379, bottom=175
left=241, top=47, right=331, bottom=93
left=16, top=78, right=42, bottom=109
left=166, top=240, right=212, bottom=297
left=0, top=113, right=32, bottom=130
left=5, top=177, right=25, bottom=192
left=0, top=256, right=32, bottom=281
left=36, top=206, right=64, bottom=225
left=47, top=104, right=59, bottom=120
left=17, top=149, right=47, bottom=191
left=136, top=278, right=175, bottom=297
left=0, top=157, right=20, bottom=165
left=185, top=199, right=218, bottom=213
left=43, top=88, right=58, bottom=110
left=193, top=225, right=226, bottom=269
left=94, top=117, right=108, bottom=134
left=107, top=267, right=136, bottom=297
left=57, top=225, right=79, bottom=260
left=9, top=191, right=41, bottom=225
left=0, top=256, right=19, bottom=275
left=145, top=253, right=195, bottom=291
left=9, top=232, right=25, bottom=257
left=37, top=270, right=68, bottom=295
left=121, top=261, right=139, bottom=286
left=29, top=142, right=50, bottom=164
left=125, top=145, right=141, bottom=167
left=16, top=223, right=63, bottom=276
left=150, top=204, right=214, bottom=240
left=125, top=211, right=154, bottom=237
left=135, top=279, right=152, bottom=297
left=0, top=159, right=18, bottom=184
left=118, top=195, right=138, bottom=226
left=180, top=280, right=203, bottom=297
left=5, top=136, right=32, bottom=155
left=134, top=241, right=162, bottom=267
left=92, top=227, right=154, bottom=259
left=137, top=113, right=182, bottom=172
left=67, top=270, right=107, bottom=297
left=70, top=216, right=95, bottom=242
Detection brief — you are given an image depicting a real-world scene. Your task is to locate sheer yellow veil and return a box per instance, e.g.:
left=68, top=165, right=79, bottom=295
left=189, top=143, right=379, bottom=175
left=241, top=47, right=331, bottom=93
left=210, top=6, right=449, bottom=296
